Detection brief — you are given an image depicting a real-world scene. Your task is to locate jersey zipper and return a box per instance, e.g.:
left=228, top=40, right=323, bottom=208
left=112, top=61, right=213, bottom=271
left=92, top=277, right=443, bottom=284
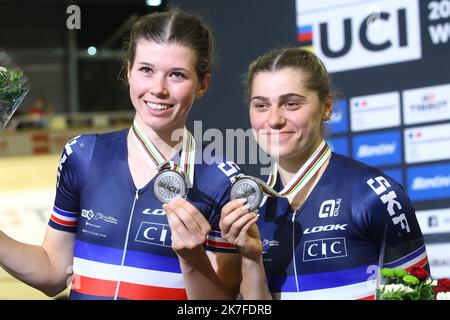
left=292, top=210, right=300, bottom=297
left=114, top=189, right=139, bottom=300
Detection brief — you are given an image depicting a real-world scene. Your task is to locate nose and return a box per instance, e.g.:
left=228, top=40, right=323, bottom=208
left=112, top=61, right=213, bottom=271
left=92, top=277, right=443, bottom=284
left=267, top=107, right=286, bottom=129
left=150, top=75, right=169, bottom=98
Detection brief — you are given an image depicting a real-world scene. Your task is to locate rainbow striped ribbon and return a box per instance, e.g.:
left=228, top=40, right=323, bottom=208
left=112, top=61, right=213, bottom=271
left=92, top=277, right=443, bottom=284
left=131, top=121, right=196, bottom=188
left=239, top=140, right=331, bottom=205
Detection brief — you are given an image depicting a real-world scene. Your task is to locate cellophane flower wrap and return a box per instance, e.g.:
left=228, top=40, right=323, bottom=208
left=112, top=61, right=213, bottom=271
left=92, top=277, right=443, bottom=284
left=0, top=48, right=30, bottom=131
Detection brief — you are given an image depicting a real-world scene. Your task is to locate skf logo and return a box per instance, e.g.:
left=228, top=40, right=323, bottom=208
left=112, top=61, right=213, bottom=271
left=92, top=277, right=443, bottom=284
left=319, top=199, right=341, bottom=218
left=135, top=222, right=172, bottom=247
left=297, top=0, right=421, bottom=72
left=303, top=237, right=347, bottom=261
left=367, top=176, right=410, bottom=233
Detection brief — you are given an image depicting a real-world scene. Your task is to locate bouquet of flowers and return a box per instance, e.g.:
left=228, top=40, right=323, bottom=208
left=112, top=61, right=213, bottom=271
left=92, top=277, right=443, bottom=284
left=378, top=266, right=450, bottom=300
left=0, top=59, right=30, bottom=131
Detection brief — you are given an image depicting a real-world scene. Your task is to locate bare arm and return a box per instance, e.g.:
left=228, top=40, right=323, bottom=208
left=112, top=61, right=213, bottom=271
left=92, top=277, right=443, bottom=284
left=220, top=199, right=273, bottom=300
left=163, top=198, right=241, bottom=299
left=0, top=226, right=75, bottom=297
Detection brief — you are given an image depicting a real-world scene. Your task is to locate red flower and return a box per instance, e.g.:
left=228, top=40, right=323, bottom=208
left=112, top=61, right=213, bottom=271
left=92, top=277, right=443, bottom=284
left=409, top=267, right=429, bottom=281
left=433, top=278, right=450, bottom=297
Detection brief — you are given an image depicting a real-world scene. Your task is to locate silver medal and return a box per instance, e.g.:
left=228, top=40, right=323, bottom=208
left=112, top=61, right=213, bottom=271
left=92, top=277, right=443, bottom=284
left=153, top=170, right=188, bottom=204
left=230, top=176, right=263, bottom=211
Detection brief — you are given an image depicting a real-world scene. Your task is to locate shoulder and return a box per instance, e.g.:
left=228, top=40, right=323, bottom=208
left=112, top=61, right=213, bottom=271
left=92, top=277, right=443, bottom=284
left=59, top=129, right=127, bottom=169
left=331, top=153, right=402, bottom=189
left=194, top=144, right=242, bottom=191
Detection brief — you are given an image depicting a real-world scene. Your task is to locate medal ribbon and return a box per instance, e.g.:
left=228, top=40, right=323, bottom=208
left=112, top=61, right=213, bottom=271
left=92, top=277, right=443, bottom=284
left=235, top=140, right=331, bottom=202
left=131, top=120, right=196, bottom=187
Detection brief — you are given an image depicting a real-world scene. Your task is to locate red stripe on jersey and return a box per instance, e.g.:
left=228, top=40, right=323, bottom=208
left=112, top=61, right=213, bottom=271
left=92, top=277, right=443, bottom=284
left=405, top=256, right=429, bottom=272
left=51, top=214, right=78, bottom=227
left=119, top=281, right=187, bottom=300
left=358, top=295, right=375, bottom=300
left=206, top=238, right=236, bottom=249
left=72, top=274, right=187, bottom=300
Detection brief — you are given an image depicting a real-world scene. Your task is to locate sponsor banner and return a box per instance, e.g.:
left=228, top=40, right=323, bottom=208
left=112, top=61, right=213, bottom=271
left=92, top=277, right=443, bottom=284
left=404, top=123, right=450, bottom=164
left=420, top=0, right=450, bottom=55
left=426, top=243, right=450, bottom=279
left=329, top=99, right=349, bottom=134
left=403, top=83, right=450, bottom=125
left=352, top=130, right=402, bottom=166
left=383, top=168, right=403, bottom=186
left=417, top=208, right=450, bottom=235
left=350, top=91, right=401, bottom=132
left=327, top=137, right=350, bottom=156
left=406, top=162, right=450, bottom=201
left=296, top=0, right=422, bottom=72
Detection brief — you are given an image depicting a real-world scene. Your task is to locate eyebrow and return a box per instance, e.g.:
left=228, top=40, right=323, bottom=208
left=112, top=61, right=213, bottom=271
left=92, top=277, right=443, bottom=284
left=279, top=93, right=307, bottom=101
left=251, top=93, right=307, bottom=102
left=250, top=96, right=270, bottom=102
left=136, top=62, right=190, bottom=73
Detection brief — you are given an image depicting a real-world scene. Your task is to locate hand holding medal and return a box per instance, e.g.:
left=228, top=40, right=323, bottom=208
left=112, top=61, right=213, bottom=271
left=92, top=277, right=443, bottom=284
left=131, top=121, right=196, bottom=204
left=230, top=140, right=331, bottom=210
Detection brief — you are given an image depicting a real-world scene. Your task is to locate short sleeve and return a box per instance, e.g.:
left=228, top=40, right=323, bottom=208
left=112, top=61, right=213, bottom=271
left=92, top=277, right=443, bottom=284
left=359, top=174, right=428, bottom=271
left=49, top=135, right=94, bottom=233
left=204, top=161, right=242, bottom=253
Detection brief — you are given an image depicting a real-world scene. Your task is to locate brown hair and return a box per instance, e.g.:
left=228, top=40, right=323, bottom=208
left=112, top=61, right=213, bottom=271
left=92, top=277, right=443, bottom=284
left=244, top=47, right=332, bottom=103
left=123, top=8, right=215, bottom=82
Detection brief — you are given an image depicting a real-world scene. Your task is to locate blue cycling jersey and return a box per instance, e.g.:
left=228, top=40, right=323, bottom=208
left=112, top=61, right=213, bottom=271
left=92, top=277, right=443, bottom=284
left=49, top=128, right=241, bottom=300
left=258, top=153, right=428, bottom=300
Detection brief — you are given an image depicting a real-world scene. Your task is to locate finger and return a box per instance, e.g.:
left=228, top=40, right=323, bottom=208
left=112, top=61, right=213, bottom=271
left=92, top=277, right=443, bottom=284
left=221, top=198, right=248, bottom=218
left=220, top=203, right=253, bottom=235
left=240, top=214, right=260, bottom=236
left=170, top=198, right=211, bottom=235
left=164, top=202, right=208, bottom=243
left=165, top=205, right=195, bottom=248
left=228, top=212, right=259, bottom=240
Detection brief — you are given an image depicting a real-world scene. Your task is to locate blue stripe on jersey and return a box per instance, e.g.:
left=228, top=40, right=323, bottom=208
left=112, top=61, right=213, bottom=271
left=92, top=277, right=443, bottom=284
left=74, top=240, right=181, bottom=273
left=124, top=249, right=181, bottom=273
left=209, top=230, right=222, bottom=237
left=53, top=206, right=78, bottom=217
left=204, top=245, right=239, bottom=254
left=70, top=290, right=111, bottom=300
left=383, top=245, right=426, bottom=268
left=48, top=220, right=77, bottom=233
left=270, top=265, right=375, bottom=292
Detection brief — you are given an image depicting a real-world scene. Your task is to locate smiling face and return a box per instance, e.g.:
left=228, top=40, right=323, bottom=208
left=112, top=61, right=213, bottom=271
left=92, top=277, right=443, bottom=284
left=249, top=67, right=332, bottom=163
left=127, top=39, right=209, bottom=135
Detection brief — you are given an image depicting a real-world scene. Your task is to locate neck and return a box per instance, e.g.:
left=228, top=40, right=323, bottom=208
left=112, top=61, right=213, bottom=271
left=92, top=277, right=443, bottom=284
left=133, top=118, right=184, bottom=161
left=276, top=139, right=324, bottom=186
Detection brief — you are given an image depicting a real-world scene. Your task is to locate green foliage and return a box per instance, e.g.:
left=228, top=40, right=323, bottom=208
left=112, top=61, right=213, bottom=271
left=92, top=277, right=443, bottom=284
left=379, top=267, right=435, bottom=300
left=0, top=68, right=28, bottom=106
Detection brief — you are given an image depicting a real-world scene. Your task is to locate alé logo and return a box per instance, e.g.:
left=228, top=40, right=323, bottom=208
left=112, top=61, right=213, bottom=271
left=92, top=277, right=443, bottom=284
left=298, top=0, right=421, bottom=72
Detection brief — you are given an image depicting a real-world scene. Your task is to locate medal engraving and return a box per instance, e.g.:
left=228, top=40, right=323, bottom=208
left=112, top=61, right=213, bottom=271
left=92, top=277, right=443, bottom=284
left=230, top=177, right=263, bottom=211
left=153, top=170, right=187, bottom=204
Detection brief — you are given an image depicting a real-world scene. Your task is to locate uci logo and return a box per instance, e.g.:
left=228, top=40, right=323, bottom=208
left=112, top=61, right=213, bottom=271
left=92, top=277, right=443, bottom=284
left=299, top=1, right=421, bottom=72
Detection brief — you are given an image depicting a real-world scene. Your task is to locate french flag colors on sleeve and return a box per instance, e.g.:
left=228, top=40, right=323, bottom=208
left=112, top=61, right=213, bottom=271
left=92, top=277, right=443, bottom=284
left=70, top=240, right=187, bottom=300
left=205, top=229, right=238, bottom=253
left=48, top=206, right=79, bottom=233
left=383, top=245, right=429, bottom=272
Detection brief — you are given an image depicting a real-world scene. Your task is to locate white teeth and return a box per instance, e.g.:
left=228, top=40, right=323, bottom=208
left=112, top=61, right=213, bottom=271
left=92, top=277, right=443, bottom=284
left=146, top=101, right=171, bottom=110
